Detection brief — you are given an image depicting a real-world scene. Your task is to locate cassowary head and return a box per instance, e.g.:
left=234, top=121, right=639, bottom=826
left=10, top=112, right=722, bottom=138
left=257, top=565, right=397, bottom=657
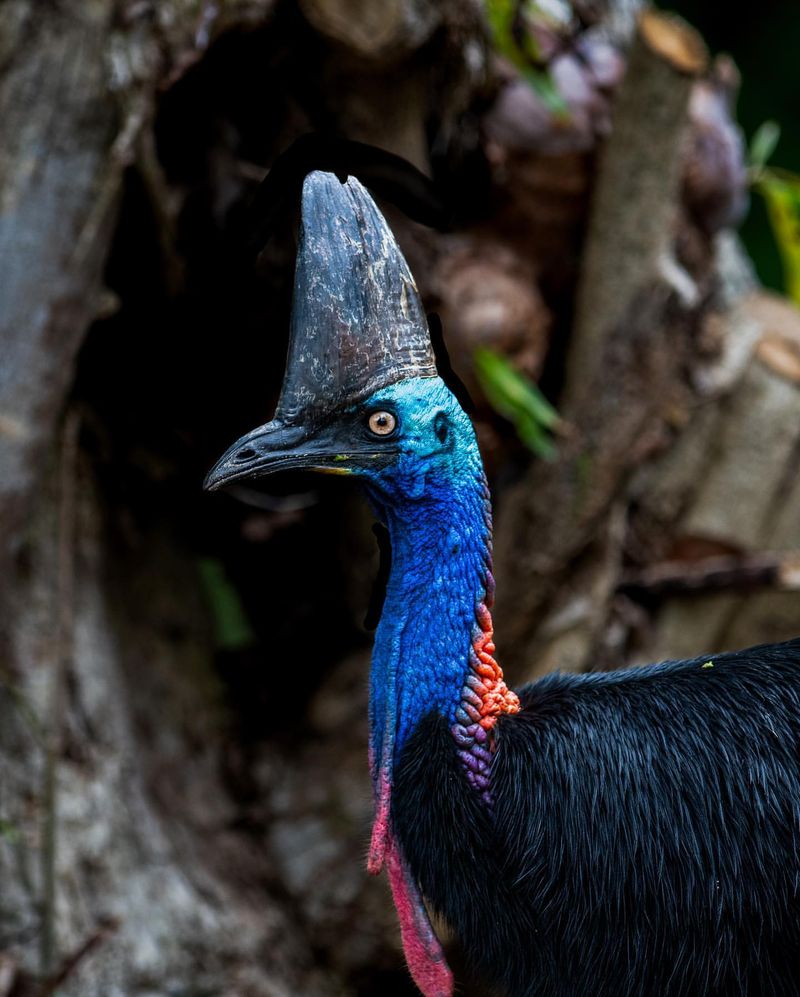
left=204, top=171, right=479, bottom=509
left=205, top=169, right=488, bottom=997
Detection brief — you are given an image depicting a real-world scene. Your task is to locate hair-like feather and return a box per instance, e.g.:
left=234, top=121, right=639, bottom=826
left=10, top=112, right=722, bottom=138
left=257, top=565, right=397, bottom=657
left=245, top=134, right=449, bottom=258
left=394, top=640, right=800, bottom=996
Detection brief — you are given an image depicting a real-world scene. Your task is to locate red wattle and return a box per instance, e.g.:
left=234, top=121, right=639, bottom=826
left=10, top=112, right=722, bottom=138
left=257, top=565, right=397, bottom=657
left=368, top=767, right=392, bottom=875
left=386, top=833, right=454, bottom=997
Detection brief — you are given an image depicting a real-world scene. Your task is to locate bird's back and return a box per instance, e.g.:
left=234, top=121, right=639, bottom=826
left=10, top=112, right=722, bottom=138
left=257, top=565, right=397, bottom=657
left=393, top=638, right=800, bottom=996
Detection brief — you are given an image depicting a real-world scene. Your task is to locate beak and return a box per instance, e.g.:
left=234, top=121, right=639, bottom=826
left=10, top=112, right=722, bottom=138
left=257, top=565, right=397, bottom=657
left=203, top=419, right=395, bottom=492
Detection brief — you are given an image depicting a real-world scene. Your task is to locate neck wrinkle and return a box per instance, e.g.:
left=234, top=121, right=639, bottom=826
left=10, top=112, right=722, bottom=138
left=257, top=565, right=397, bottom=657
left=452, top=592, right=519, bottom=804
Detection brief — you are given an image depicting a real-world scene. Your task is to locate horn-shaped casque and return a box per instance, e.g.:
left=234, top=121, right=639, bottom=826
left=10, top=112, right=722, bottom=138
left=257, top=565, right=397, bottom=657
left=276, top=171, right=437, bottom=425
left=204, top=170, right=438, bottom=491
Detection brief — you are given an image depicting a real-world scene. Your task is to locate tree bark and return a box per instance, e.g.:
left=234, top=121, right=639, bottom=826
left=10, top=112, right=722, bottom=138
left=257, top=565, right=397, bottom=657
left=0, top=3, right=329, bottom=995
left=0, top=1, right=120, bottom=561
left=565, top=11, right=708, bottom=406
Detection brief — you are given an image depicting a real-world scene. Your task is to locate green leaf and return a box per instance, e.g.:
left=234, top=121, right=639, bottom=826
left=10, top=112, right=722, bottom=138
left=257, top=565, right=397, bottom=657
left=0, top=818, right=19, bottom=843
left=521, top=67, right=569, bottom=116
left=197, top=558, right=255, bottom=651
left=749, top=121, right=780, bottom=174
left=483, top=0, right=569, bottom=117
left=474, top=347, right=560, bottom=459
left=755, top=169, right=800, bottom=305
left=486, top=0, right=542, bottom=63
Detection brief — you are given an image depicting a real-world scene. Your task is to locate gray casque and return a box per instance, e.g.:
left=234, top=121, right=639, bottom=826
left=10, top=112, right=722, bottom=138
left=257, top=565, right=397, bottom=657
left=275, top=171, right=437, bottom=425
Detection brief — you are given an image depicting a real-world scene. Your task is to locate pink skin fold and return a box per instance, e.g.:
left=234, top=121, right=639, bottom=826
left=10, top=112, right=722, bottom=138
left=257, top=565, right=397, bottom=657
left=368, top=757, right=453, bottom=997
left=385, top=832, right=454, bottom=997
left=367, top=767, right=392, bottom=876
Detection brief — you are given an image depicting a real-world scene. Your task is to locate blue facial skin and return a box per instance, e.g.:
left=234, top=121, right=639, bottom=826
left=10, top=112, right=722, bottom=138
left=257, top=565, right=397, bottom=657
left=346, top=377, right=494, bottom=776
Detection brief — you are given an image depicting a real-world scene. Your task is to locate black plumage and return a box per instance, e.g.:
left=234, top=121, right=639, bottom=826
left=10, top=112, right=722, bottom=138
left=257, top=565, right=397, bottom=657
left=394, top=641, right=800, bottom=996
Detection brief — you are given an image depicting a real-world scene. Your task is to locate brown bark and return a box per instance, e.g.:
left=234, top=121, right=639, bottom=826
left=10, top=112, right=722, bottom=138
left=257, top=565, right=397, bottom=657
left=629, top=292, right=800, bottom=663
left=566, top=12, right=708, bottom=406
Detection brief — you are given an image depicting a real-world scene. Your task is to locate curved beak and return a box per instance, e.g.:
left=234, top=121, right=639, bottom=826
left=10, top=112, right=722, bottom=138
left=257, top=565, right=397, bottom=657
left=203, top=419, right=395, bottom=492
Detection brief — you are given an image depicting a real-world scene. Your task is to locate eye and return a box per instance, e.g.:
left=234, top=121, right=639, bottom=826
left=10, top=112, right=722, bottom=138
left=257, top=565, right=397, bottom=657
left=367, top=410, right=397, bottom=437
left=433, top=412, right=449, bottom=444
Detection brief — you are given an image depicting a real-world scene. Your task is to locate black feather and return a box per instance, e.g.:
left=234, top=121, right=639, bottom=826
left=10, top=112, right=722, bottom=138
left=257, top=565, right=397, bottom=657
left=393, top=639, right=800, bottom=996
left=245, top=134, right=450, bottom=259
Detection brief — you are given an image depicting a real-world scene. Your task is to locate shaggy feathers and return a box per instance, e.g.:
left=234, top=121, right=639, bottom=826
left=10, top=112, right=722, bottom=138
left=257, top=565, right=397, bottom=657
left=394, top=642, right=800, bottom=996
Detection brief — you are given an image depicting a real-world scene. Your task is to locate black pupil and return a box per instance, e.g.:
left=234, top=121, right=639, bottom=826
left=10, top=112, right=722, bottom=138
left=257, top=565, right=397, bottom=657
left=434, top=412, right=449, bottom=443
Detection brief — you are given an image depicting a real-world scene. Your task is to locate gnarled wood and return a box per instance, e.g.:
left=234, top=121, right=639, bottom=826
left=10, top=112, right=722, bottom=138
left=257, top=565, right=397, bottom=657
left=0, top=1, right=119, bottom=560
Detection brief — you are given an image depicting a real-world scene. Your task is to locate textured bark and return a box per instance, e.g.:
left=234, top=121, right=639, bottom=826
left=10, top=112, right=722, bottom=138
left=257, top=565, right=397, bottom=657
left=494, top=284, right=696, bottom=676
left=0, top=0, right=277, bottom=562
left=0, top=1, right=120, bottom=560
left=630, top=292, right=800, bottom=663
left=565, top=12, right=708, bottom=406
left=0, top=2, right=328, bottom=995
left=0, top=448, right=328, bottom=995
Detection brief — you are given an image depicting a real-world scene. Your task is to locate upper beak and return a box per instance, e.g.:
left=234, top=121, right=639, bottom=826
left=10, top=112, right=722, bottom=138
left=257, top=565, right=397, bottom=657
left=203, top=419, right=394, bottom=492
left=204, top=421, right=336, bottom=492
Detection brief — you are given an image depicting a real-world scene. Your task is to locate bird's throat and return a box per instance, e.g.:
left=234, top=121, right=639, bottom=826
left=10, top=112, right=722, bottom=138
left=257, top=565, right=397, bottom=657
left=365, top=469, right=517, bottom=997
left=367, top=470, right=518, bottom=863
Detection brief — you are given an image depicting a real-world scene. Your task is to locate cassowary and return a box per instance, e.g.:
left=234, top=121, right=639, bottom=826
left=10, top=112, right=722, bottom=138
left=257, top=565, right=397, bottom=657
left=205, top=171, right=800, bottom=997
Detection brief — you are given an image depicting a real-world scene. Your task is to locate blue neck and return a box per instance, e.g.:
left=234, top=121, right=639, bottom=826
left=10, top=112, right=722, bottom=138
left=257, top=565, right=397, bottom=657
left=368, top=466, right=493, bottom=772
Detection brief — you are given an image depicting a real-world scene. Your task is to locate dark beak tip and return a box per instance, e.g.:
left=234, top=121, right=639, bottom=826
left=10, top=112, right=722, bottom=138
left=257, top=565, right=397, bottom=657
left=203, top=459, right=231, bottom=493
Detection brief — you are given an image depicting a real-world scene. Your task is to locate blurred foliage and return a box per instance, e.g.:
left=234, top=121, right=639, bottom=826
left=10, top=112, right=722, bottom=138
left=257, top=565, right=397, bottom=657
left=751, top=135, right=800, bottom=308
left=673, top=0, right=800, bottom=296
left=198, top=557, right=255, bottom=650
left=753, top=173, right=800, bottom=305
left=749, top=120, right=781, bottom=173
left=483, top=0, right=567, bottom=113
left=0, top=818, right=19, bottom=843
left=474, top=347, right=560, bottom=458
left=748, top=121, right=800, bottom=305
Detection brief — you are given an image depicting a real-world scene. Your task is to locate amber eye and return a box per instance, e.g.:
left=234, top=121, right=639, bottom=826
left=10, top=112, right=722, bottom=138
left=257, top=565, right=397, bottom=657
left=367, top=411, right=397, bottom=436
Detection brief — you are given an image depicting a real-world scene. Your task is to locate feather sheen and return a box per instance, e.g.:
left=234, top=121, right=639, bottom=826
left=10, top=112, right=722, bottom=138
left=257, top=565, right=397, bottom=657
left=394, top=643, right=800, bottom=996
